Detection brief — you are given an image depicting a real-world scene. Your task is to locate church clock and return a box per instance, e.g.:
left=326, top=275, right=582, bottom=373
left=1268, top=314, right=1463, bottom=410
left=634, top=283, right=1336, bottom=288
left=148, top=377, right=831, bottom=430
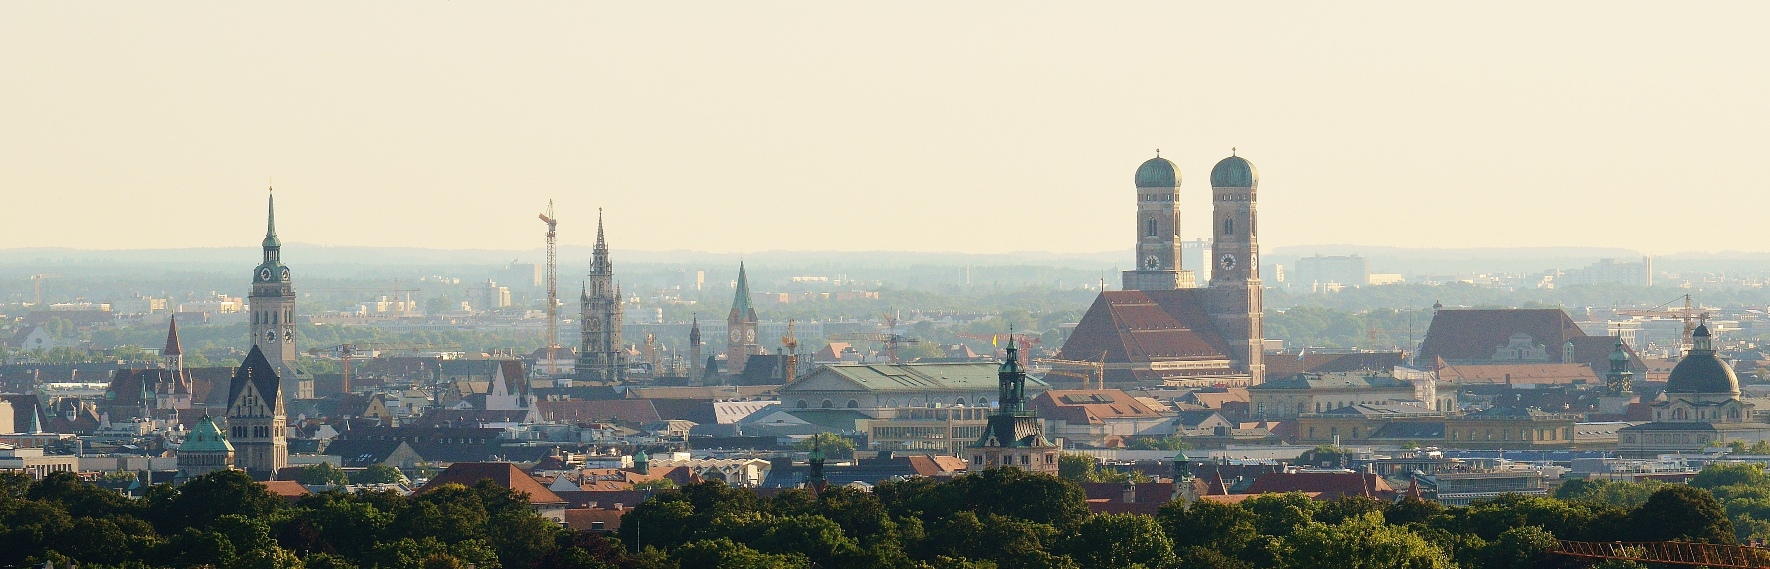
left=1219, top=253, right=1237, bottom=271
left=1144, top=255, right=1160, bottom=270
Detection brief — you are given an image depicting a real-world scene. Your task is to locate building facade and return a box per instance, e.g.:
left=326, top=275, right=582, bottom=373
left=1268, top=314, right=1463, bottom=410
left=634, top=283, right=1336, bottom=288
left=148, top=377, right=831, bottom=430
left=1619, top=325, right=1770, bottom=456
left=226, top=346, right=288, bottom=476
left=577, top=212, right=625, bottom=383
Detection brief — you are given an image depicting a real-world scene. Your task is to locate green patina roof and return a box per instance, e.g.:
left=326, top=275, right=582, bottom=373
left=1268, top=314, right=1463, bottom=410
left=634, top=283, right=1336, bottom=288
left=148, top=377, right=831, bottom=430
left=262, top=193, right=282, bottom=249
left=729, top=263, right=755, bottom=321
left=1135, top=156, right=1178, bottom=188
left=182, top=415, right=234, bottom=453
left=1210, top=155, right=1258, bottom=188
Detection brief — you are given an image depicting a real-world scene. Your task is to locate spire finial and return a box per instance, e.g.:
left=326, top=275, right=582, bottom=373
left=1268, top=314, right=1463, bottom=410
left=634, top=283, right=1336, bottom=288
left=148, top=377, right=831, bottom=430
left=1155, top=148, right=1160, bottom=157
left=1232, top=147, right=1237, bottom=157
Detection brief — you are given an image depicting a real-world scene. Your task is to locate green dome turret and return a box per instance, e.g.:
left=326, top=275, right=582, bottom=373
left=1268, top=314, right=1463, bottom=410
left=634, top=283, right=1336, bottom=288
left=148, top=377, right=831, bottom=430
left=1135, top=155, right=1178, bottom=188
left=1210, top=153, right=1258, bottom=188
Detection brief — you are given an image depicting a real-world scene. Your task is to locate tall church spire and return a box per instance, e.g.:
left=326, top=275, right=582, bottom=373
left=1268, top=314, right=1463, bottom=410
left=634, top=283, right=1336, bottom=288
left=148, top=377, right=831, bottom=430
left=263, top=189, right=281, bottom=249
left=163, top=315, right=184, bottom=372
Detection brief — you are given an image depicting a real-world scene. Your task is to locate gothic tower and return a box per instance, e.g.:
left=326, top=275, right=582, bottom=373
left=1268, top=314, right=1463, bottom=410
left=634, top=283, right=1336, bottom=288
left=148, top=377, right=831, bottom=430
left=226, top=346, right=287, bottom=477
left=1207, top=152, right=1266, bottom=384
left=577, top=211, right=625, bottom=383
left=726, top=263, right=761, bottom=374
left=248, top=191, right=311, bottom=400
left=163, top=315, right=183, bottom=372
left=1122, top=153, right=1195, bottom=290
left=688, top=315, right=705, bottom=383
left=968, top=338, right=1058, bottom=473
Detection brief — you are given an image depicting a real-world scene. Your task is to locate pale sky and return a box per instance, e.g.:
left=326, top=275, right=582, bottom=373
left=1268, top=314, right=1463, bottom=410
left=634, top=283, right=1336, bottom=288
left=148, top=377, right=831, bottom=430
left=2, top=3, right=1766, bottom=255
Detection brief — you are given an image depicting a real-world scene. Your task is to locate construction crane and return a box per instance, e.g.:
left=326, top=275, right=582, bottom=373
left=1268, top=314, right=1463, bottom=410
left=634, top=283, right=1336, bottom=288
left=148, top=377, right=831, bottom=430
left=1552, top=539, right=1770, bottom=567
left=1618, top=294, right=1709, bottom=352
left=538, top=201, right=559, bottom=366
left=1036, top=355, right=1106, bottom=390
left=955, top=332, right=1040, bottom=365
left=828, top=332, right=922, bottom=363
left=307, top=342, right=462, bottom=393
left=29, top=274, right=62, bottom=306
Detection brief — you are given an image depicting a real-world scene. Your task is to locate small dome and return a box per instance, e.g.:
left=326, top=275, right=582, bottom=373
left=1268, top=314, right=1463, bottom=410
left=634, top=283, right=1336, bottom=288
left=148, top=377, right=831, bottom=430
left=1210, top=155, right=1258, bottom=188
left=1135, top=156, right=1178, bottom=188
left=1609, top=343, right=1631, bottom=362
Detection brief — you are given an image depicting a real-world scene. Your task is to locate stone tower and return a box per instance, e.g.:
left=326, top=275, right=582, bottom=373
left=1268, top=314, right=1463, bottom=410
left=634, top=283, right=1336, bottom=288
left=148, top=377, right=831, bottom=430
left=968, top=338, right=1058, bottom=473
left=163, top=315, right=183, bottom=372
left=1122, top=153, right=1195, bottom=291
left=688, top=315, right=704, bottom=383
left=248, top=192, right=311, bottom=400
left=726, top=263, right=761, bottom=374
left=577, top=211, right=625, bottom=383
left=1207, top=152, right=1266, bottom=384
left=226, top=346, right=287, bottom=477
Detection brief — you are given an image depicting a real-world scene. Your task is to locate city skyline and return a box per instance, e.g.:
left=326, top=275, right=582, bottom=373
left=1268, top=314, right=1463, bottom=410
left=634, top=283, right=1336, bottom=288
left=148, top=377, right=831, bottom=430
left=3, top=3, right=1766, bottom=254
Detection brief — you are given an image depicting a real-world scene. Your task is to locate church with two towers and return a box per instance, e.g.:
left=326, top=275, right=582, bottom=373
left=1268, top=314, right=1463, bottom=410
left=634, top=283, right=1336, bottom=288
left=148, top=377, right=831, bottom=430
left=1053, top=151, right=1268, bottom=387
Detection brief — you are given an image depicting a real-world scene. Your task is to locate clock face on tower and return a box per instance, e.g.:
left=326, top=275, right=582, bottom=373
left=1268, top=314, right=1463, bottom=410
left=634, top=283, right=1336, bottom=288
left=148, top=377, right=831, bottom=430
left=1144, top=255, right=1160, bottom=270
left=280, top=268, right=290, bottom=282
left=745, top=329, right=756, bottom=342
left=1220, top=253, right=1237, bottom=271
left=730, top=329, right=741, bottom=341
left=259, top=267, right=272, bottom=282
left=284, top=330, right=293, bottom=342
left=265, top=330, right=277, bottom=343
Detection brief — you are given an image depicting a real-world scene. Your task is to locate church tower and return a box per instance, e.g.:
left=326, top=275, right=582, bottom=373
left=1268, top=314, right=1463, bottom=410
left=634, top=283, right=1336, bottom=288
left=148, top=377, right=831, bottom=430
left=688, top=315, right=705, bottom=384
left=226, top=346, right=287, bottom=477
left=968, top=338, right=1058, bottom=473
left=577, top=211, right=626, bottom=383
left=248, top=191, right=311, bottom=400
left=726, top=263, right=761, bottom=374
left=1122, top=153, right=1195, bottom=290
left=1207, top=152, right=1266, bottom=384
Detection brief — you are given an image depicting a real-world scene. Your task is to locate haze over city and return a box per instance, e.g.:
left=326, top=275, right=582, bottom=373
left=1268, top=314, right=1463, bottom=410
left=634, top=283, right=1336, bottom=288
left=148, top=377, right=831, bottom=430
left=4, top=2, right=1768, bottom=254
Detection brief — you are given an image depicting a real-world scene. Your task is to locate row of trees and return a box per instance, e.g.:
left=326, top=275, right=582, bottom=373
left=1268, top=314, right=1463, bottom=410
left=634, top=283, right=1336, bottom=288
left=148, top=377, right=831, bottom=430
left=5, top=460, right=1766, bottom=568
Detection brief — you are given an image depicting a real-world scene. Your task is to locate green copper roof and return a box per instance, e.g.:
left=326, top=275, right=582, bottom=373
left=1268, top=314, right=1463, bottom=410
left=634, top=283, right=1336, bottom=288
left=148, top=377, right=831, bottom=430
left=262, top=193, right=282, bottom=249
left=729, top=263, right=755, bottom=321
left=1135, top=156, right=1178, bottom=188
left=1210, top=155, right=1258, bottom=188
left=182, top=415, right=234, bottom=453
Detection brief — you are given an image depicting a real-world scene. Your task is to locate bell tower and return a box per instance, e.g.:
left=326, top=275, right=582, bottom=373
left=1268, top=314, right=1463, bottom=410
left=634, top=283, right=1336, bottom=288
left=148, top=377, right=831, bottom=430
left=727, top=263, right=761, bottom=374
left=1207, top=151, right=1266, bottom=384
left=248, top=189, right=309, bottom=399
left=576, top=210, right=625, bottom=383
left=1122, top=153, right=1195, bottom=291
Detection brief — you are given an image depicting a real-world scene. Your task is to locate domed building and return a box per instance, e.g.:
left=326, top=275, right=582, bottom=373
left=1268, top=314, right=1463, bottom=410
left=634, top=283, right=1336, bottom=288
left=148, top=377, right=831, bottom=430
left=1618, top=325, right=1770, bottom=457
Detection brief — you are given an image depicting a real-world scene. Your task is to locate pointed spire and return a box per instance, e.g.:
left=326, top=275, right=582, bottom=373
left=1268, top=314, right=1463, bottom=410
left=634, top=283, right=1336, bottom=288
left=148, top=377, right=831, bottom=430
left=263, top=188, right=281, bottom=249
left=595, top=208, right=606, bottom=248
left=730, top=262, right=755, bottom=321
left=29, top=405, right=42, bottom=434
left=163, top=315, right=183, bottom=356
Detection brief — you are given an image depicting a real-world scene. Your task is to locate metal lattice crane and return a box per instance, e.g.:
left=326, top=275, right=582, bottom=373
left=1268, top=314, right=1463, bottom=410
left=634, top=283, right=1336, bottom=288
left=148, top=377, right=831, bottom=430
left=828, top=311, right=923, bottom=363
left=1618, top=294, right=1710, bottom=352
left=538, top=201, right=559, bottom=366
left=956, top=332, right=1041, bottom=365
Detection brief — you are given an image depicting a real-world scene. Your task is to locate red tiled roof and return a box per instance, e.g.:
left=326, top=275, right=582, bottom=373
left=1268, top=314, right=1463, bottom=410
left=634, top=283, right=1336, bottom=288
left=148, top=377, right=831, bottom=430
left=260, top=480, right=312, bottom=499
left=1243, top=471, right=1393, bottom=499
left=905, top=455, right=967, bottom=476
left=564, top=508, right=626, bottom=532
left=1032, top=390, right=1165, bottom=425
left=417, top=462, right=565, bottom=504
left=1057, top=290, right=1237, bottom=382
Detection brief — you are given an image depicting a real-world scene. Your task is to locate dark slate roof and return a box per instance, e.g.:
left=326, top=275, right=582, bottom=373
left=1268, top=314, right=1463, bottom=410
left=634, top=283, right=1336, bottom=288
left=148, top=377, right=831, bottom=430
left=535, top=400, right=660, bottom=425
left=1057, top=290, right=1237, bottom=381
left=1318, top=403, right=1435, bottom=417
left=1417, top=309, right=1584, bottom=364
left=323, top=439, right=412, bottom=468
left=1666, top=352, right=1739, bottom=394
left=1252, top=371, right=1410, bottom=390
left=228, top=346, right=282, bottom=409
left=1367, top=421, right=1446, bottom=439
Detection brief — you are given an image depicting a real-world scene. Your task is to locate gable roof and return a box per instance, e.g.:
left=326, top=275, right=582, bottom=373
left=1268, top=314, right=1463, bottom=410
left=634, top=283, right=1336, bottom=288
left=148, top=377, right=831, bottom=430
left=1437, top=363, right=1600, bottom=385
left=535, top=400, right=660, bottom=424
left=417, top=462, right=565, bottom=504
left=1251, top=371, right=1411, bottom=390
left=229, top=346, right=282, bottom=409
left=1265, top=352, right=1405, bottom=377
left=1032, top=390, right=1165, bottom=425
left=1244, top=471, right=1394, bottom=499
left=1417, top=309, right=1584, bottom=364
left=1056, top=289, right=1238, bottom=381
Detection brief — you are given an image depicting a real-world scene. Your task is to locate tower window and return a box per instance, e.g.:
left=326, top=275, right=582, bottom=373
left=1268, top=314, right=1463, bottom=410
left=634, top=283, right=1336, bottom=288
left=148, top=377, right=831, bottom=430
left=1223, top=218, right=1234, bottom=235
left=1145, top=218, right=1158, bottom=237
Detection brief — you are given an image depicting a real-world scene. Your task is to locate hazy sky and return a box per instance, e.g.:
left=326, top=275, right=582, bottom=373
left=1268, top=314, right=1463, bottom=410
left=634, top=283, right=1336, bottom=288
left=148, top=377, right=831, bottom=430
left=3, top=3, right=1766, bottom=255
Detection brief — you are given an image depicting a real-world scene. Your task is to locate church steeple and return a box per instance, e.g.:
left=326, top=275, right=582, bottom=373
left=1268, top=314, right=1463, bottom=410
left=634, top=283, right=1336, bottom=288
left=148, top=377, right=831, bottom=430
left=998, top=336, right=1027, bottom=415
left=263, top=190, right=281, bottom=254
left=163, top=315, right=184, bottom=372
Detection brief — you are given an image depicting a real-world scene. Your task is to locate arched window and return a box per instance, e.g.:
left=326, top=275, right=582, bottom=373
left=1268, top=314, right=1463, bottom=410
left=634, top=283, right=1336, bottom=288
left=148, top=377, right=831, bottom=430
left=1145, top=218, right=1158, bottom=237
left=847, top=400, right=859, bottom=408
left=956, top=398, right=966, bottom=406
left=796, top=400, right=808, bottom=408
left=1223, top=217, right=1233, bottom=235
left=977, top=397, right=989, bottom=406
left=821, top=399, right=833, bottom=408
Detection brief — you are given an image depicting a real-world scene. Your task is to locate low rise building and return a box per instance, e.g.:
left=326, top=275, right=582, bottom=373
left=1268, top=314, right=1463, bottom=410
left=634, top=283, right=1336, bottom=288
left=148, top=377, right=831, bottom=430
left=0, top=445, right=78, bottom=479
left=1032, top=389, right=1173, bottom=448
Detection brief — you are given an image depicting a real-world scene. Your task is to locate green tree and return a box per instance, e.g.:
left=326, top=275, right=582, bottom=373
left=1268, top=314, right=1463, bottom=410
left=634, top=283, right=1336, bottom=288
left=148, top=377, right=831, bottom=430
left=671, top=538, right=808, bottom=569
left=350, top=464, right=409, bottom=485
left=793, top=432, right=856, bottom=459
left=1157, top=499, right=1258, bottom=554
left=1241, top=492, right=1321, bottom=537
left=633, top=478, right=677, bottom=491
left=150, top=470, right=286, bottom=531
left=1066, top=513, right=1175, bottom=569
left=1280, top=511, right=1450, bottom=569
left=1691, top=463, right=1770, bottom=489
left=1629, top=485, right=1736, bottom=544
left=298, top=463, right=352, bottom=486
left=1057, top=454, right=1097, bottom=482
left=1479, top=525, right=1558, bottom=569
